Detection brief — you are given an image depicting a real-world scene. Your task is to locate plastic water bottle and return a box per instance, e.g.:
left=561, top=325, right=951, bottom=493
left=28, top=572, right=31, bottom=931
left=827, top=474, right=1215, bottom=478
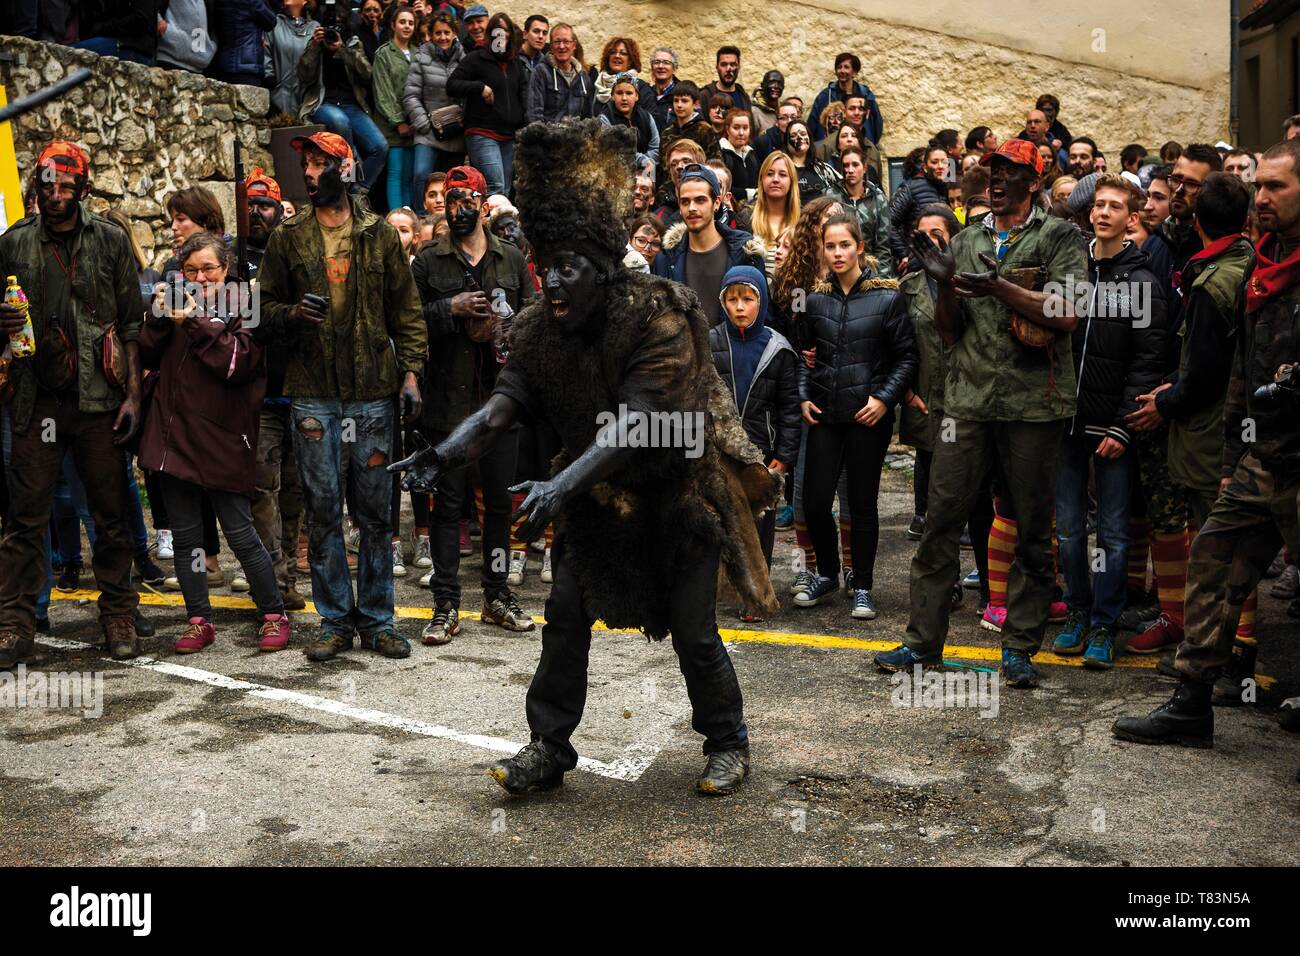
left=4, top=276, right=35, bottom=358
left=490, top=288, right=514, bottom=364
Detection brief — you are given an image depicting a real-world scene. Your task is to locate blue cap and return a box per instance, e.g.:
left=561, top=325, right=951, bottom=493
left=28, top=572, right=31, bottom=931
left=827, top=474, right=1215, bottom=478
left=465, top=4, right=488, bottom=18
left=677, top=163, right=720, bottom=199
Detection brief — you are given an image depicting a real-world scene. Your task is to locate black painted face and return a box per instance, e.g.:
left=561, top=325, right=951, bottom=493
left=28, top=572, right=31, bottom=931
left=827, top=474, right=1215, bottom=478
left=447, top=189, right=482, bottom=237
left=762, top=70, right=784, bottom=103
left=491, top=213, right=528, bottom=253
left=247, top=198, right=283, bottom=242
left=539, top=250, right=604, bottom=335
left=303, top=149, right=348, bottom=208
left=36, top=167, right=86, bottom=227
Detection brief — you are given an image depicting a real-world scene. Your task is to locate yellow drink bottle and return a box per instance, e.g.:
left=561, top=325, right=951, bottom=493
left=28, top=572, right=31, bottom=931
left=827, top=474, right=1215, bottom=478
left=4, top=275, right=36, bottom=358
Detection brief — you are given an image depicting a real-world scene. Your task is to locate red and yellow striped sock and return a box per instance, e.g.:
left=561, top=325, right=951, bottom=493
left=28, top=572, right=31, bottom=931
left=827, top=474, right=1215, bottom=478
left=1127, top=516, right=1151, bottom=593
left=794, top=522, right=815, bottom=569
left=473, top=487, right=485, bottom=529
left=839, top=515, right=853, bottom=573
left=1235, top=589, right=1257, bottom=645
left=1151, top=529, right=1188, bottom=625
left=509, top=491, right=527, bottom=551
left=987, top=512, right=1017, bottom=608
left=544, top=523, right=554, bottom=548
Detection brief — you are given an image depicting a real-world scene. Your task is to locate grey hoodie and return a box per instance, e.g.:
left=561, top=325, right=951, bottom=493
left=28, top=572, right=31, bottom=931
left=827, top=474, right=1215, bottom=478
left=267, top=12, right=319, bottom=117
left=156, top=0, right=216, bottom=72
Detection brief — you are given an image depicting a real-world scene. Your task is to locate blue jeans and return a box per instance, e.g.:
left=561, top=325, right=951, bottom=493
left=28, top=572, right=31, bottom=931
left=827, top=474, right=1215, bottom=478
left=72, top=37, right=154, bottom=65
left=385, top=144, right=413, bottom=211
left=465, top=134, right=515, bottom=196
left=291, top=399, right=396, bottom=636
left=411, top=144, right=462, bottom=215
left=311, top=102, right=390, bottom=192
left=1055, top=432, right=1134, bottom=628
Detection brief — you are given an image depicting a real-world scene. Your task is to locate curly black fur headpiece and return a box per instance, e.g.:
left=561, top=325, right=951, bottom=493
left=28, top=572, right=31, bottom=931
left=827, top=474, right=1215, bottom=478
left=514, top=118, right=637, bottom=269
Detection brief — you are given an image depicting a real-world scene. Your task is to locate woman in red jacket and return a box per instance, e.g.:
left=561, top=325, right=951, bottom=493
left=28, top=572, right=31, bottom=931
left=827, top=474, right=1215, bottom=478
left=139, top=233, right=291, bottom=654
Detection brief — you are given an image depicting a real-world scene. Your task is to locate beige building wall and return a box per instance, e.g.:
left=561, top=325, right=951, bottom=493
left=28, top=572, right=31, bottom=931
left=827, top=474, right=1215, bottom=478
left=548, top=0, right=1230, bottom=156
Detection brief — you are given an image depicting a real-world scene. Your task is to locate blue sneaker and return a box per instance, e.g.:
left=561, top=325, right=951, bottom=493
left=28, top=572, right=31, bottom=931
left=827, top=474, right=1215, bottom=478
left=1082, top=626, right=1116, bottom=670
left=774, top=504, right=794, bottom=530
left=961, top=568, right=982, bottom=590
left=793, top=574, right=837, bottom=607
left=851, top=589, right=877, bottom=620
left=874, top=644, right=942, bottom=672
left=1051, top=609, right=1089, bottom=656
left=789, top=568, right=816, bottom=596
left=1001, top=648, right=1038, bottom=688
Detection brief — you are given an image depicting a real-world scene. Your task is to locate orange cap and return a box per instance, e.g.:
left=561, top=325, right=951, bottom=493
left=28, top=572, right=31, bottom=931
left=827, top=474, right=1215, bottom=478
left=37, top=140, right=89, bottom=177
left=290, top=131, right=353, bottom=163
left=245, top=166, right=283, bottom=202
left=980, top=138, right=1044, bottom=176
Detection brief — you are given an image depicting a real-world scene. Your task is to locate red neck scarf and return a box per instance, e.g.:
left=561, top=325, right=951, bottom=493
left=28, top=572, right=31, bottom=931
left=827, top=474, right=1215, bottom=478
left=1247, top=232, right=1300, bottom=314
left=1174, top=233, right=1241, bottom=296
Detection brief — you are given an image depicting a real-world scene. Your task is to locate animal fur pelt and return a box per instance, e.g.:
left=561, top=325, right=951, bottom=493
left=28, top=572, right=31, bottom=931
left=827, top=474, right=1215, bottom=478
left=506, top=269, right=781, bottom=638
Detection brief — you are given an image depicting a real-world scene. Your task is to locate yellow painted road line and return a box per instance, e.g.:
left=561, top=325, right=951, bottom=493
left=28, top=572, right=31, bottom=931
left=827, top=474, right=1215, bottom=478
left=49, top=590, right=1277, bottom=684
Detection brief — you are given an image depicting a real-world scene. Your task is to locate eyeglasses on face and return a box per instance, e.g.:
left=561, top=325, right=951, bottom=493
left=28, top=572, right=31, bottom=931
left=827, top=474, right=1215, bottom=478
left=631, top=233, right=661, bottom=252
left=1167, top=174, right=1203, bottom=193
left=182, top=263, right=225, bottom=279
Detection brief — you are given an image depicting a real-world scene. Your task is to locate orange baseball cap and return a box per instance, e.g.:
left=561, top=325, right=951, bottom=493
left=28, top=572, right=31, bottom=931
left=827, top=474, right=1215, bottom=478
left=980, top=138, right=1044, bottom=176
left=445, top=165, right=488, bottom=197
left=37, top=140, right=89, bottom=177
left=290, top=130, right=353, bottom=163
left=245, top=166, right=282, bottom=203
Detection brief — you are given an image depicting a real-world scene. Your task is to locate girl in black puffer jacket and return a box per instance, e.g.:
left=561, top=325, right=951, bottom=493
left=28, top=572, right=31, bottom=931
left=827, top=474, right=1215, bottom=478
left=796, top=215, right=918, bottom=619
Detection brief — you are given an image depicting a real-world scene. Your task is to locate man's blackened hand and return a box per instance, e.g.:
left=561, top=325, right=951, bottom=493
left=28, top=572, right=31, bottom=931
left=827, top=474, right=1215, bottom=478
left=112, top=396, right=141, bottom=446
left=388, top=444, right=441, bottom=492
left=909, top=230, right=955, bottom=285
left=509, top=478, right=566, bottom=543
left=289, top=294, right=328, bottom=326
left=399, top=374, right=422, bottom=424
left=0, top=303, right=27, bottom=337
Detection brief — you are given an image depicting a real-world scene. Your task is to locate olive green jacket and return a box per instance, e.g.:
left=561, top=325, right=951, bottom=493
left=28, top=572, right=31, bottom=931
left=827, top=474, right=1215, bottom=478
left=897, top=269, right=946, bottom=451
left=0, top=204, right=142, bottom=434
left=253, top=196, right=426, bottom=400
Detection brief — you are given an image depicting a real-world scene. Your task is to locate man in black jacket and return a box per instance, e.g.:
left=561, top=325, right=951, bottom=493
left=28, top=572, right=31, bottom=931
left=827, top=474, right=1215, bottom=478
left=1050, top=175, right=1167, bottom=668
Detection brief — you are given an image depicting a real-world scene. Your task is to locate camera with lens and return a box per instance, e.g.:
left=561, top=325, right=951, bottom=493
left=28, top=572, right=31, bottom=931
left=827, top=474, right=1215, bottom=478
left=1253, top=364, right=1299, bottom=403
left=318, top=0, right=352, bottom=45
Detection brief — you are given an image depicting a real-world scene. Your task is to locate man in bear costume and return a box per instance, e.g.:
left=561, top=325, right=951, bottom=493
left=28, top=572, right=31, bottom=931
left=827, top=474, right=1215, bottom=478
left=391, top=119, right=781, bottom=796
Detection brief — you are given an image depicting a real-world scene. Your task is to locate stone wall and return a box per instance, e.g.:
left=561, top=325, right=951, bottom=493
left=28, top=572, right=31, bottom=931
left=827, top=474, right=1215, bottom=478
left=0, top=36, right=272, bottom=269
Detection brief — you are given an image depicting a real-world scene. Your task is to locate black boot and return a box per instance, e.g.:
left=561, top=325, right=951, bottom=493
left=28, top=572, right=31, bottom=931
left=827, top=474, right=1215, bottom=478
left=696, top=746, right=751, bottom=796
left=489, top=742, right=565, bottom=794
left=1212, top=642, right=1257, bottom=708
left=133, top=608, right=156, bottom=639
left=1112, top=681, right=1213, bottom=748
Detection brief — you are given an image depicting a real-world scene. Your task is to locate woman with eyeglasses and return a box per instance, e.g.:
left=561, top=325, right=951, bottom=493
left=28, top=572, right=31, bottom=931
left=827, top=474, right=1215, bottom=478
left=625, top=213, right=665, bottom=271
left=139, top=232, right=290, bottom=655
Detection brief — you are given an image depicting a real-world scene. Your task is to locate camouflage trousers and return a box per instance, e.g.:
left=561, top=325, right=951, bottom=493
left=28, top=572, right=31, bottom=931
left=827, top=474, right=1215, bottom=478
left=1133, top=427, right=1190, bottom=534
left=1176, top=452, right=1300, bottom=683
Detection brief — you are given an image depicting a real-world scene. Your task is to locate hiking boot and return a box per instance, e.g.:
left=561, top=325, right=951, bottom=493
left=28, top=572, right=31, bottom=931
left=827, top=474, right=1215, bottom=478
left=874, top=644, right=942, bottom=672
left=696, top=746, right=751, bottom=796
left=793, top=574, right=837, bottom=608
left=0, top=630, right=34, bottom=671
left=175, top=617, right=216, bottom=654
left=1128, top=612, right=1183, bottom=654
left=1000, top=648, right=1038, bottom=688
left=56, top=564, right=81, bottom=593
left=1211, top=643, right=1257, bottom=708
left=489, top=741, right=565, bottom=794
left=258, top=614, right=291, bottom=652
left=392, top=540, right=407, bottom=579
left=423, top=603, right=460, bottom=645
left=1269, top=564, right=1299, bottom=600
left=789, top=569, right=816, bottom=596
left=133, top=608, right=156, bottom=638
left=1051, top=609, right=1089, bottom=655
left=540, top=548, right=553, bottom=583
left=135, top=555, right=166, bottom=587
left=906, top=514, right=926, bottom=540
left=103, top=617, right=142, bottom=660
left=774, top=503, right=794, bottom=530
left=414, top=534, right=433, bottom=568
left=481, top=590, right=535, bottom=632
left=507, top=549, right=527, bottom=586
left=850, top=589, right=877, bottom=620
left=360, top=629, right=411, bottom=659
left=281, top=584, right=307, bottom=611
left=304, top=631, right=354, bottom=662
left=1082, top=625, right=1116, bottom=670
left=1112, top=681, right=1213, bottom=748
left=980, top=604, right=1007, bottom=633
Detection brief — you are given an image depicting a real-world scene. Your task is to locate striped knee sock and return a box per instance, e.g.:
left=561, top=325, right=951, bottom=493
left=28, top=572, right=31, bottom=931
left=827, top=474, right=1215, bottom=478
left=509, top=491, right=527, bottom=551
left=1235, top=589, right=1257, bottom=644
left=1127, top=516, right=1151, bottom=593
left=987, top=512, right=1018, bottom=608
left=794, top=522, right=815, bottom=570
left=839, top=514, right=853, bottom=573
left=1151, top=529, right=1188, bottom=626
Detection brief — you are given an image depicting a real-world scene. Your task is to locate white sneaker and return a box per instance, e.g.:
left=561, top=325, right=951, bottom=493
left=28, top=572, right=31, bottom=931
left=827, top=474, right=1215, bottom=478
left=507, top=549, right=527, bottom=586
left=392, top=540, right=407, bottom=578
left=156, top=529, right=174, bottom=561
left=540, top=547, right=553, bottom=583
left=231, top=575, right=250, bottom=592
left=419, top=569, right=433, bottom=587
left=528, top=538, right=546, bottom=554
left=414, top=534, right=433, bottom=568
left=163, top=575, right=181, bottom=591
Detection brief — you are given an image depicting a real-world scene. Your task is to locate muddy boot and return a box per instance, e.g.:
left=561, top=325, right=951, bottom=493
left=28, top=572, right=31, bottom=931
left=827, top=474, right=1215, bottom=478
left=696, top=746, right=751, bottom=796
left=0, top=630, right=34, bottom=671
left=489, top=742, right=565, bottom=794
left=1112, top=680, right=1213, bottom=748
left=103, top=616, right=142, bottom=661
left=1212, top=642, right=1257, bottom=708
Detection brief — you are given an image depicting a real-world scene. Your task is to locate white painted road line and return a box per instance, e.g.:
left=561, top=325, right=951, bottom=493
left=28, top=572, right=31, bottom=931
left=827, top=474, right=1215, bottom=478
left=35, top=637, right=673, bottom=782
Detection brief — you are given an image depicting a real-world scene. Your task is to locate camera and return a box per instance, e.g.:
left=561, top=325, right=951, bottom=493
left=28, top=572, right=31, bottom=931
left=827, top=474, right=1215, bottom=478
left=1253, top=364, right=1299, bottom=403
left=318, top=0, right=352, bottom=45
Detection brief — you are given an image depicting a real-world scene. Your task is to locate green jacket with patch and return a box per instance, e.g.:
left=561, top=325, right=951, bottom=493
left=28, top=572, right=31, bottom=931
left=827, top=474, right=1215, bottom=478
left=253, top=196, right=426, bottom=401
left=0, top=204, right=142, bottom=434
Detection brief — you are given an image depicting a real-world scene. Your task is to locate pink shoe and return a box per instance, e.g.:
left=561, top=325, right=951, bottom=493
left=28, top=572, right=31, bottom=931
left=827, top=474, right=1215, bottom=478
left=458, top=519, right=472, bottom=556
left=980, top=605, right=1007, bottom=633
left=258, top=613, right=291, bottom=652
left=1049, top=600, right=1069, bottom=623
left=175, top=617, right=216, bottom=654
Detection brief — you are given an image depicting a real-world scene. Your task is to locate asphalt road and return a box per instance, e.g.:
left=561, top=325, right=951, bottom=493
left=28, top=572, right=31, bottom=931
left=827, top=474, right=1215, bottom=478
left=2, top=463, right=1298, bottom=866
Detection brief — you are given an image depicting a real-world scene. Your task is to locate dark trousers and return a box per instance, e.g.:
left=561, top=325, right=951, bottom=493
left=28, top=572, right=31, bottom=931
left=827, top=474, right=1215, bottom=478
left=1176, top=453, right=1300, bottom=683
left=803, top=419, right=892, bottom=587
left=526, top=534, right=747, bottom=770
left=907, top=418, right=1065, bottom=654
left=429, top=427, right=517, bottom=607
left=914, top=447, right=933, bottom=516
left=0, top=394, right=137, bottom=633
left=251, top=405, right=303, bottom=591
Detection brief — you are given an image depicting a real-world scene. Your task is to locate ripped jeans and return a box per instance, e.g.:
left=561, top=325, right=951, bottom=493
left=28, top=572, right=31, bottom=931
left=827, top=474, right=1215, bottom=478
left=291, top=399, right=396, bottom=637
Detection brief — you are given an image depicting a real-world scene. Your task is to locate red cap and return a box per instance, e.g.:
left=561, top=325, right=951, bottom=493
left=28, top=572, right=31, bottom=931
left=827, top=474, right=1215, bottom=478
left=444, top=165, right=487, bottom=197
left=37, top=140, right=89, bottom=177
left=290, top=131, right=353, bottom=163
left=244, top=166, right=282, bottom=203
left=980, top=138, right=1044, bottom=176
